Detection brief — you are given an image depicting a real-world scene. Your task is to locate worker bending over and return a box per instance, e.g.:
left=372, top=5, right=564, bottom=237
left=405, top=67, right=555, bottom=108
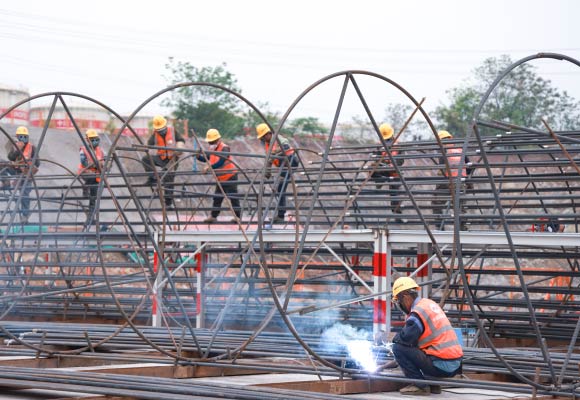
left=141, top=115, right=185, bottom=208
left=196, top=128, right=241, bottom=223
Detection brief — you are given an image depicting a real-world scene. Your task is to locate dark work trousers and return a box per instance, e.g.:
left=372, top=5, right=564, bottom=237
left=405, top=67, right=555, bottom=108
left=211, top=174, right=241, bottom=218
left=83, top=177, right=99, bottom=223
left=6, top=167, right=32, bottom=219
left=432, top=182, right=467, bottom=228
left=142, top=155, right=176, bottom=206
left=274, top=154, right=298, bottom=219
left=370, top=171, right=401, bottom=213
left=392, top=343, right=460, bottom=388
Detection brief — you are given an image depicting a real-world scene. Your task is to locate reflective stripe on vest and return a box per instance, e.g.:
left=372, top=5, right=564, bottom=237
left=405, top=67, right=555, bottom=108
left=265, top=136, right=295, bottom=167
left=209, top=141, right=236, bottom=182
left=78, top=146, right=104, bottom=181
left=411, top=298, right=463, bottom=359
left=445, top=146, right=466, bottom=178
left=156, top=128, right=175, bottom=160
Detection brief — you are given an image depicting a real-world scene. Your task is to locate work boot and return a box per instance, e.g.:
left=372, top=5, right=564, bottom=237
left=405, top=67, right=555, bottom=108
left=430, top=385, right=442, bottom=394
left=20, top=214, right=29, bottom=224
left=272, top=215, right=285, bottom=224
left=229, top=216, right=240, bottom=223
left=400, top=384, right=430, bottom=395
left=203, top=216, right=217, bottom=224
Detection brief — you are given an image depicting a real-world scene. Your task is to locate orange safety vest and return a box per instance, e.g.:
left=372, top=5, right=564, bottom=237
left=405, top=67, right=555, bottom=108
left=444, top=146, right=466, bottom=178
left=380, top=148, right=399, bottom=177
left=209, top=141, right=236, bottom=182
left=411, top=298, right=463, bottom=359
left=78, top=146, right=104, bottom=182
left=265, top=138, right=295, bottom=167
left=15, top=142, right=33, bottom=166
left=155, top=128, right=176, bottom=160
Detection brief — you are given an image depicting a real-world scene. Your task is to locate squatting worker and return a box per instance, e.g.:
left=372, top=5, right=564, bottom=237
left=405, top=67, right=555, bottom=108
left=196, top=128, right=241, bottom=224
left=141, top=115, right=185, bottom=208
left=255, top=123, right=298, bottom=224
left=390, top=277, right=463, bottom=396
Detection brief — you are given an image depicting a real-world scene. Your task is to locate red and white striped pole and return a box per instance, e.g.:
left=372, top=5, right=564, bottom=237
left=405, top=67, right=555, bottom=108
left=195, top=243, right=205, bottom=328
left=152, top=233, right=163, bottom=328
left=373, top=230, right=391, bottom=336
left=416, top=243, right=432, bottom=298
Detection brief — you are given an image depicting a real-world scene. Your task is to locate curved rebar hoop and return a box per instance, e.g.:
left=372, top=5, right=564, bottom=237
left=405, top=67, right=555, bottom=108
left=0, top=92, right=150, bottom=354
left=459, top=53, right=580, bottom=392
left=251, top=70, right=465, bottom=373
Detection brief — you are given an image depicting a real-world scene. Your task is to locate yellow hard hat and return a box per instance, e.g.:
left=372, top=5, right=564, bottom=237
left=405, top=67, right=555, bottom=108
left=438, top=130, right=452, bottom=140
left=379, top=123, right=394, bottom=140
left=152, top=115, right=167, bottom=130
left=86, top=129, right=99, bottom=139
left=256, top=123, right=271, bottom=139
left=16, top=126, right=29, bottom=136
left=392, top=277, right=419, bottom=301
left=205, top=128, right=221, bottom=142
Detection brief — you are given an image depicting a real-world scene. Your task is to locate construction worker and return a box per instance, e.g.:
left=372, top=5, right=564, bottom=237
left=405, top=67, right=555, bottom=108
left=369, top=123, right=404, bottom=218
left=432, top=130, right=472, bottom=230
left=141, top=115, right=185, bottom=208
left=78, top=129, right=105, bottom=223
left=388, top=277, right=463, bottom=395
left=196, top=128, right=241, bottom=223
left=256, top=123, right=298, bottom=224
left=529, top=217, right=565, bottom=233
left=6, top=126, right=39, bottom=223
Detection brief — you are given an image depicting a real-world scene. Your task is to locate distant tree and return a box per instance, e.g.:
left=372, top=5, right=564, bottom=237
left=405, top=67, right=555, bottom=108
left=288, top=117, right=326, bottom=136
left=163, top=58, right=245, bottom=139
left=435, top=55, right=580, bottom=137
left=241, top=101, right=282, bottom=137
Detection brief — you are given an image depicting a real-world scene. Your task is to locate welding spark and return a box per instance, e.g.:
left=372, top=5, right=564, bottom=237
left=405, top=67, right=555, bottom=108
left=346, top=340, right=378, bottom=372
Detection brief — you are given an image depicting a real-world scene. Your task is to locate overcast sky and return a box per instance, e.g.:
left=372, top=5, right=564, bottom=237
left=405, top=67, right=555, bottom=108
left=1, top=0, right=579, bottom=126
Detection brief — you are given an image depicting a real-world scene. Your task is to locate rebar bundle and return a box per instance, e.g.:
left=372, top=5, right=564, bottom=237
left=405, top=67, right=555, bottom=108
left=0, top=53, right=579, bottom=397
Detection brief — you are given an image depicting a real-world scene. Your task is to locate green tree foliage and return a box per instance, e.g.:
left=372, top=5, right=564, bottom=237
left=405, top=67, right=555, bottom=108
left=163, top=58, right=245, bottom=139
left=288, top=117, right=327, bottom=136
left=435, top=55, right=580, bottom=137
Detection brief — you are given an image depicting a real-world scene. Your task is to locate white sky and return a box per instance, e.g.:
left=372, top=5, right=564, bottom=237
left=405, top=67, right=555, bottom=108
left=1, top=0, right=579, bottom=126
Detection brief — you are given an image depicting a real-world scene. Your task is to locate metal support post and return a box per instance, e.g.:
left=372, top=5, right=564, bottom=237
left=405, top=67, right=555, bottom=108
left=152, top=232, right=162, bottom=328
left=416, top=243, right=432, bottom=298
left=195, top=241, right=205, bottom=329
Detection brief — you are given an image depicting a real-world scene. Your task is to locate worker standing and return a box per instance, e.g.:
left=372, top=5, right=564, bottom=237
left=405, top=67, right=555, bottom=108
left=369, top=123, right=404, bottom=220
left=196, top=129, right=241, bottom=223
left=432, top=130, right=472, bottom=230
left=78, top=129, right=104, bottom=224
left=141, top=115, right=185, bottom=208
left=6, top=126, right=39, bottom=223
left=255, top=123, right=298, bottom=224
left=388, top=277, right=463, bottom=395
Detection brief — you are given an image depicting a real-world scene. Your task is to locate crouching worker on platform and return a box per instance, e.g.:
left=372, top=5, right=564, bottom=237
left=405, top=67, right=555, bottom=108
left=389, top=277, right=463, bottom=395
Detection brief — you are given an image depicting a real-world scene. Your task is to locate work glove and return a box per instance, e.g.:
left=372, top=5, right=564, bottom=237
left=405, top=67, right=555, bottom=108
left=203, top=166, right=210, bottom=174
